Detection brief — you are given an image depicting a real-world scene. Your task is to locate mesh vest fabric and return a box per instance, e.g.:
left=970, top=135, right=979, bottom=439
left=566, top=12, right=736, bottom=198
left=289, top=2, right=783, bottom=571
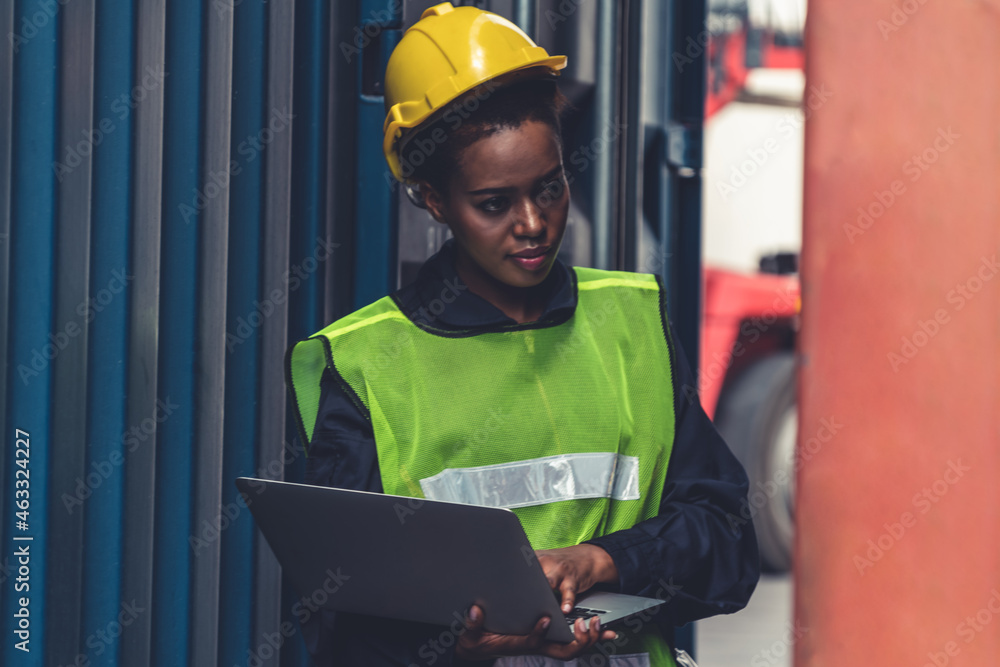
left=287, top=267, right=679, bottom=666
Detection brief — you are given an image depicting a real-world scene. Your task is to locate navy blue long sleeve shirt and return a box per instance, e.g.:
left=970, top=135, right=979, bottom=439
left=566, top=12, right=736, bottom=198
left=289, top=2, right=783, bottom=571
left=298, top=240, right=759, bottom=666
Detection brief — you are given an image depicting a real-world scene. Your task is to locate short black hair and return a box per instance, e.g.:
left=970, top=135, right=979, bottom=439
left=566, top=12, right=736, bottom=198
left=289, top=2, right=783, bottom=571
left=398, top=77, right=571, bottom=195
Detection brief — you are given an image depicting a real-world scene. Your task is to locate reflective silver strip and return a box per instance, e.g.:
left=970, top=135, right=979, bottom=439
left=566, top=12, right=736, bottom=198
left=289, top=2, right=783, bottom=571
left=419, top=453, right=640, bottom=509
left=494, top=653, right=651, bottom=667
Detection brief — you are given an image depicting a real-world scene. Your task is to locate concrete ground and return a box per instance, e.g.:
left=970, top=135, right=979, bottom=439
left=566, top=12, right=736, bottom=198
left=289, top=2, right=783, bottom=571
left=695, top=573, right=795, bottom=667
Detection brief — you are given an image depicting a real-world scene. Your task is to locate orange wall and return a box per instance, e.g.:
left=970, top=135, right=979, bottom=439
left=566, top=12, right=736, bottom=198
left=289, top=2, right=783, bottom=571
left=796, top=1, right=1000, bottom=665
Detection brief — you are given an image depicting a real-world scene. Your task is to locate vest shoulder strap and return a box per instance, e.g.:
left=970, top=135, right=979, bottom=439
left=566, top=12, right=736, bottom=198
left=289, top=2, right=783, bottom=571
left=573, top=266, right=660, bottom=292
left=286, top=296, right=404, bottom=448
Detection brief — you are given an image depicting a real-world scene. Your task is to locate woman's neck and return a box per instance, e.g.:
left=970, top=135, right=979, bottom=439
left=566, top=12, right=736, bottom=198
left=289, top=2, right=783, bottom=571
left=452, top=253, right=551, bottom=324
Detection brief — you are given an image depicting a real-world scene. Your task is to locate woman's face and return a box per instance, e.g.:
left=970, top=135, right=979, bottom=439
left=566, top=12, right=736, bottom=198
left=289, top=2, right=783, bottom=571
left=424, top=120, right=570, bottom=299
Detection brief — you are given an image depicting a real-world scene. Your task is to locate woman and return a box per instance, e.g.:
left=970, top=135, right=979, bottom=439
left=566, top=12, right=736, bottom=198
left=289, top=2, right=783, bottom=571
left=287, top=4, right=758, bottom=665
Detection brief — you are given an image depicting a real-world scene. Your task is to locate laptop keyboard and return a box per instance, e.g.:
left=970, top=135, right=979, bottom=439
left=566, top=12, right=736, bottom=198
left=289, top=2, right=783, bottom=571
left=565, top=607, right=607, bottom=626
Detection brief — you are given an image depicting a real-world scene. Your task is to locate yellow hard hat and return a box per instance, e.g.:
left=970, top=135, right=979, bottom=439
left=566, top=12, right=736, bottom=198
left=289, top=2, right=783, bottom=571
left=383, top=2, right=567, bottom=182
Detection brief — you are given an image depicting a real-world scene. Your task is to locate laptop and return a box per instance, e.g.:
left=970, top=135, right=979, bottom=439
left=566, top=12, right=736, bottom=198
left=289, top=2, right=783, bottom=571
left=235, top=477, right=665, bottom=643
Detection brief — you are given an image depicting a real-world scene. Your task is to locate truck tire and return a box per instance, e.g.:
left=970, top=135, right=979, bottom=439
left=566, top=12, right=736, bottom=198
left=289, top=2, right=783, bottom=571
left=714, top=352, right=796, bottom=572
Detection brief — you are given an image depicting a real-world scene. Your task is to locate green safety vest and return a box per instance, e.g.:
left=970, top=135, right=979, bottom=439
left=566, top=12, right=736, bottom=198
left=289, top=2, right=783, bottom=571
left=288, top=267, right=679, bottom=666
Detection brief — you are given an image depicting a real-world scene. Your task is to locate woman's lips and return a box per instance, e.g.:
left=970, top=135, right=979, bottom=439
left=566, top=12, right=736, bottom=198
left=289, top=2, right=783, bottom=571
left=509, top=246, right=552, bottom=270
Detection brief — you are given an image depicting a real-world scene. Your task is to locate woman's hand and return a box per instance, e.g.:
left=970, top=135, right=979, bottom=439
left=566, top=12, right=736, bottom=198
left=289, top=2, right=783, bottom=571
left=455, top=604, right=617, bottom=661
left=536, top=543, right=620, bottom=615
left=454, top=544, right=620, bottom=660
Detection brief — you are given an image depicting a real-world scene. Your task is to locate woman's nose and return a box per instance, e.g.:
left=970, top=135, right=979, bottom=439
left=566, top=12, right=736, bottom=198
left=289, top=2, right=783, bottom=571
left=514, top=199, right=546, bottom=238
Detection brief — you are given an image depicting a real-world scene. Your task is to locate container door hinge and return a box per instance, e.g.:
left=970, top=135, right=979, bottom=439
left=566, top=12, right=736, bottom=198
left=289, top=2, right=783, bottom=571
left=664, top=122, right=702, bottom=177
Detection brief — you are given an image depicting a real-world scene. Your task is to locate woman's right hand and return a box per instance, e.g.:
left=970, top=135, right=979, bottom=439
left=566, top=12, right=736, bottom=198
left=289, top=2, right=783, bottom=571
left=454, top=604, right=617, bottom=661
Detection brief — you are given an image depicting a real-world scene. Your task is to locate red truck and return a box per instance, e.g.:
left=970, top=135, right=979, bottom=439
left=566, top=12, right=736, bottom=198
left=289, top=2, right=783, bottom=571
left=701, top=262, right=799, bottom=571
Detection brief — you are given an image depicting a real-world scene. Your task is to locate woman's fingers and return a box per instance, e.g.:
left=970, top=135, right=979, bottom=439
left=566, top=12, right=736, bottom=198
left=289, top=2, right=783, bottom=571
left=524, top=614, right=552, bottom=652
left=537, top=547, right=588, bottom=614
left=587, top=616, right=618, bottom=644
left=537, top=543, right=619, bottom=614
left=540, top=615, right=617, bottom=660
left=558, top=579, right=577, bottom=614
left=457, top=600, right=617, bottom=661
left=456, top=605, right=552, bottom=659
left=455, top=605, right=491, bottom=658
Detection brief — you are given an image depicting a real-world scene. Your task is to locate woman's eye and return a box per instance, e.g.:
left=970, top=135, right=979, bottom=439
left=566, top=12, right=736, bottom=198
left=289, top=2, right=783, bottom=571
left=479, top=197, right=508, bottom=213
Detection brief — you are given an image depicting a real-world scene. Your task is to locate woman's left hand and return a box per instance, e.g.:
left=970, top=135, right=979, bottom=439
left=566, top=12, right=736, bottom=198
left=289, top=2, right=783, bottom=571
left=454, top=544, right=621, bottom=661
left=535, top=543, right=620, bottom=615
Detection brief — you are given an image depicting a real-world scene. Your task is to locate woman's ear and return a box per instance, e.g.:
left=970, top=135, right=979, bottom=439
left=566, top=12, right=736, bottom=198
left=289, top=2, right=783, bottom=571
left=418, top=181, right=448, bottom=225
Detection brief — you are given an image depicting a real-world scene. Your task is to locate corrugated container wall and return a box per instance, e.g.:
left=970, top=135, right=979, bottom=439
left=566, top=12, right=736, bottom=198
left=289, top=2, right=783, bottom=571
left=0, top=0, right=359, bottom=664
